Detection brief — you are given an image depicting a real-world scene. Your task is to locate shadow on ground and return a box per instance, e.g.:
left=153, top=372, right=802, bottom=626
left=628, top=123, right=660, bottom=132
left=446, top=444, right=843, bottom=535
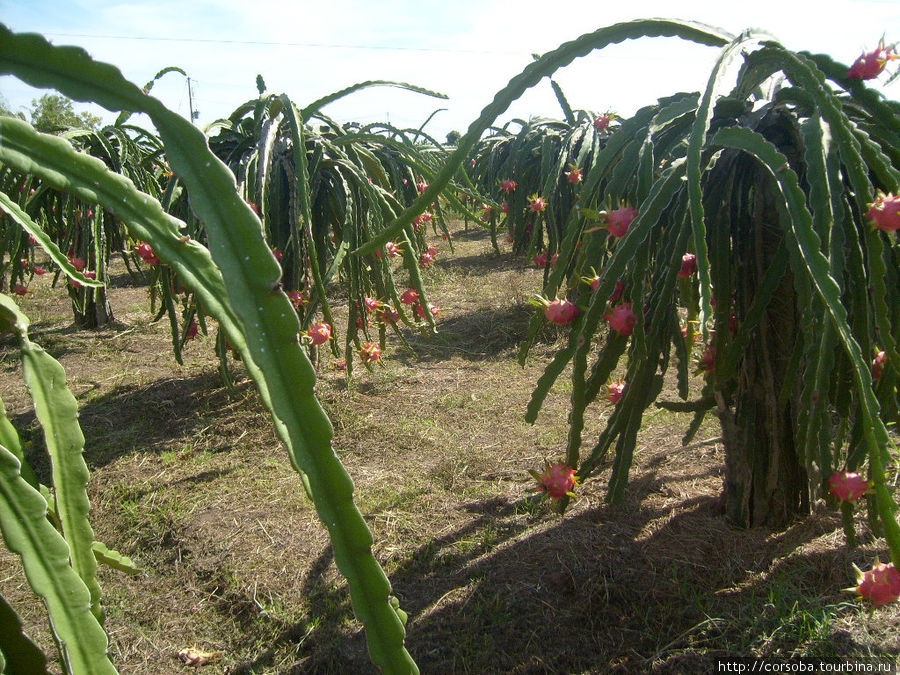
left=222, top=467, right=874, bottom=674
left=399, top=303, right=543, bottom=363
left=12, top=372, right=256, bottom=479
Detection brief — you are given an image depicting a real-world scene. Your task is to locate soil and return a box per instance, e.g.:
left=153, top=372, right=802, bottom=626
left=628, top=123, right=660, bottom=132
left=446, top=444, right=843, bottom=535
left=1, top=224, right=897, bottom=674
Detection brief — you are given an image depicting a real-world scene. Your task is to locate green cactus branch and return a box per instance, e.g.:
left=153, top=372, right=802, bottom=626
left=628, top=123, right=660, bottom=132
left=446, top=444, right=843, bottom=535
left=0, top=26, right=416, bottom=673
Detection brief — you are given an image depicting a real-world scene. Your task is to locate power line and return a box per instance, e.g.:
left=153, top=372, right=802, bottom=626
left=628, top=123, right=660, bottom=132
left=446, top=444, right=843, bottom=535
left=41, top=31, right=525, bottom=56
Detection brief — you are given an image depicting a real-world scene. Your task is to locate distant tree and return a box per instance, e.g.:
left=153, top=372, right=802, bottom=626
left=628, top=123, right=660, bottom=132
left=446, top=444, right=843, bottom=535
left=29, top=93, right=101, bottom=132
left=446, top=129, right=461, bottom=146
left=0, top=93, right=25, bottom=119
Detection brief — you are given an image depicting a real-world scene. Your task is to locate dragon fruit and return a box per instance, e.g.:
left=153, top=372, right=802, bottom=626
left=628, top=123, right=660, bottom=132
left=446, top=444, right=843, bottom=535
left=500, top=179, right=518, bottom=193
left=359, top=342, right=382, bottom=363
left=873, top=350, right=887, bottom=381
left=528, top=195, right=547, bottom=213
left=583, top=273, right=600, bottom=291
left=565, top=166, right=582, bottom=184
left=606, top=205, right=638, bottom=238
left=828, top=471, right=870, bottom=503
left=378, top=306, right=399, bottom=324
left=593, top=114, right=612, bottom=130
left=847, top=41, right=897, bottom=80
left=678, top=253, right=697, bottom=278
left=385, top=241, right=402, bottom=258
left=135, top=242, right=160, bottom=266
left=867, top=192, right=900, bottom=232
left=287, top=290, right=305, bottom=308
left=605, top=302, right=637, bottom=336
left=413, top=212, right=433, bottom=228
left=533, top=462, right=577, bottom=500
left=415, top=302, right=440, bottom=319
left=849, top=561, right=900, bottom=607
left=608, top=278, right=625, bottom=303
left=307, top=321, right=332, bottom=346
left=607, top=381, right=626, bottom=404
left=400, top=289, right=419, bottom=305
left=544, top=298, right=579, bottom=326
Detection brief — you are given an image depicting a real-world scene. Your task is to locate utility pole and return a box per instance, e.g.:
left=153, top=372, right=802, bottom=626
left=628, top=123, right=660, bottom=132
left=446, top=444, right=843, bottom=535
left=187, top=77, right=197, bottom=123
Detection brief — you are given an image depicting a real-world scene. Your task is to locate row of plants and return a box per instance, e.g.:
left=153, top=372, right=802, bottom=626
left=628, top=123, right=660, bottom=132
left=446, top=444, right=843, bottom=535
left=2, top=74, right=478, bottom=380
left=465, top=39, right=899, bottom=536
left=0, top=19, right=897, bottom=675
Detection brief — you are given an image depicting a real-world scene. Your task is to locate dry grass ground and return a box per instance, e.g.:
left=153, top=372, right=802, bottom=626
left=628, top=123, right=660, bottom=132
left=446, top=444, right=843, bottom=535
left=1, top=223, right=898, bottom=673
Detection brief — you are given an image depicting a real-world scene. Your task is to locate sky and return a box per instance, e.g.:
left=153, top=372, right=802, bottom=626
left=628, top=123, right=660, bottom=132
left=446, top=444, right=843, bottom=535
left=1, top=0, right=898, bottom=140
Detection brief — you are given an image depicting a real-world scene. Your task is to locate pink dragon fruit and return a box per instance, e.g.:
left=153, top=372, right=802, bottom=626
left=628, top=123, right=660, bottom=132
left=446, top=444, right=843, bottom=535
left=608, top=278, right=625, bottom=303
left=415, top=302, right=440, bottom=319
left=364, top=296, right=380, bottom=313
left=385, top=241, right=402, bottom=258
left=544, top=298, right=579, bottom=326
left=607, top=381, right=626, bottom=404
left=533, top=462, right=577, bottom=500
left=359, top=342, right=382, bottom=363
left=307, top=321, right=332, bottom=346
left=500, top=179, right=518, bottom=193
left=400, top=288, right=419, bottom=305
left=12, top=284, right=28, bottom=296
left=847, top=41, right=897, bottom=80
left=605, top=302, right=637, bottom=336
left=606, top=205, right=638, bottom=238
left=135, top=242, right=160, bottom=265
left=565, top=166, right=582, bottom=184
left=533, top=251, right=548, bottom=267
left=528, top=195, right=547, bottom=213
left=413, top=212, right=433, bottom=228
left=867, top=192, right=900, bottom=232
left=378, top=306, right=399, bottom=324
left=850, top=561, right=900, bottom=607
left=583, top=273, right=600, bottom=291
left=873, top=350, right=887, bottom=381
left=593, top=114, right=612, bottom=130
left=828, top=471, right=870, bottom=503
left=287, top=290, right=305, bottom=308
left=678, top=253, right=697, bottom=278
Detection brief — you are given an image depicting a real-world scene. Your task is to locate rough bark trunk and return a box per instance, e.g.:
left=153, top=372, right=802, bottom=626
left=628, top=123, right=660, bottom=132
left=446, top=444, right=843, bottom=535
left=716, top=163, right=808, bottom=528
left=73, top=286, right=114, bottom=329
